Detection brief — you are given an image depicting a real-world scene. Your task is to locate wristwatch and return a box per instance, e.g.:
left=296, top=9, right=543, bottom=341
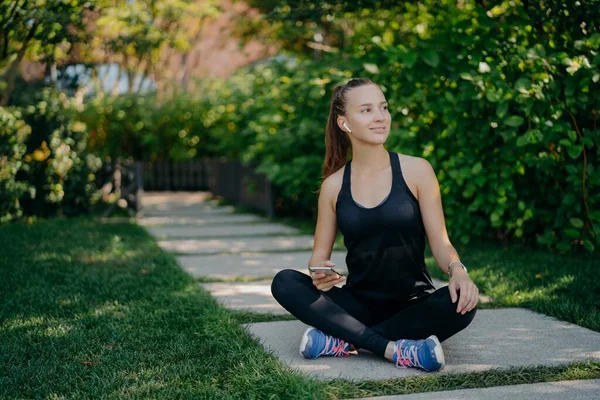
left=447, top=261, right=467, bottom=278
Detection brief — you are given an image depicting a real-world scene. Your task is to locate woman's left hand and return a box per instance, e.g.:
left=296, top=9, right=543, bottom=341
left=448, top=272, right=479, bottom=314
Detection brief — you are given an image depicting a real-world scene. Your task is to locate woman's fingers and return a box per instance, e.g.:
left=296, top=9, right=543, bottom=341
left=320, top=275, right=346, bottom=291
left=448, top=280, right=458, bottom=303
left=460, top=284, right=479, bottom=314
left=456, top=282, right=469, bottom=313
left=313, top=273, right=345, bottom=291
left=464, top=286, right=479, bottom=313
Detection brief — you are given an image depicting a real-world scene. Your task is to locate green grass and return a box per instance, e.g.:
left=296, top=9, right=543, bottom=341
left=1, top=216, right=599, bottom=399
left=195, top=276, right=276, bottom=283
left=324, top=362, right=600, bottom=398
left=0, top=218, right=322, bottom=399
left=422, top=240, right=600, bottom=332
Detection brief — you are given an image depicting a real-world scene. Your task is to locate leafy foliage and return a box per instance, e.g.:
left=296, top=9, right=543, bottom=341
left=0, top=0, right=94, bottom=105
left=0, top=89, right=101, bottom=221
left=0, top=108, right=32, bottom=223
left=92, top=0, right=220, bottom=94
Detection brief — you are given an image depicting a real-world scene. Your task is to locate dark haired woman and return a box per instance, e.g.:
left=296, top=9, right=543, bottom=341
left=271, top=78, right=478, bottom=372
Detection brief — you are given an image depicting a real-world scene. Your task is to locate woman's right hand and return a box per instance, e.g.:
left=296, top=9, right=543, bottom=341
left=310, top=260, right=346, bottom=292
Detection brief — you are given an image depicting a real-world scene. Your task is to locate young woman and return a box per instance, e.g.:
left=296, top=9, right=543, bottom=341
left=271, top=78, right=478, bottom=372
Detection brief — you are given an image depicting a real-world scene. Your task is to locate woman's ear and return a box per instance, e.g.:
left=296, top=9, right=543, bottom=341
left=338, top=118, right=351, bottom=133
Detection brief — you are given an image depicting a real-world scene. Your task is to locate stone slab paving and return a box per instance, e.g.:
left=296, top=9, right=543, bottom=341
left=141, top=191, right=213, bottom=206
left=143, top=205, right=236, bottom=216
left=201, top=278, right=448, bottom=315
left=200, top=281, right=289, bottom=314
left=141, top=192, right=236, bottom=215
left=147, top=223, right=300, bottom=238
left=353, top=379, right=600, bottom=400
left=179, top=251, right=348, bottom=279
left=138, top=214, right=265, bottom=226
left=158, top=235, right=345, bottom=254
left=245, top=309, right=600, bottom=380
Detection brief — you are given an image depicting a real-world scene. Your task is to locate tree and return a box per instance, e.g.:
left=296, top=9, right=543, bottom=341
left=0, top=0, right=94, bottom=106
left=93, top=0, right=221, bottom=96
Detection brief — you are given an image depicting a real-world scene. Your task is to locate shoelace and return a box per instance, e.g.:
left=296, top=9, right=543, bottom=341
left=319, top=334, right=350, bottom=357
left=395, top=340, right=422, bottom=368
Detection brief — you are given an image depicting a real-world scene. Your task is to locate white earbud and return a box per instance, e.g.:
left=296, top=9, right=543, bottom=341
left=343, top=122, right=352, bottom=133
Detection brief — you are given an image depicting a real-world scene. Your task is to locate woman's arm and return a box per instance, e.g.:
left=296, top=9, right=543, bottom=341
left=414, top=158, right=478, bottom=314
left=309, top=174, right=346, bottom=291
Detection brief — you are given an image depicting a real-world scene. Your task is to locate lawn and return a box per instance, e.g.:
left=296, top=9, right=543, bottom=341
left=0, top=218, right=321, bottom=398
left=1, top=217, right=598, bottom=399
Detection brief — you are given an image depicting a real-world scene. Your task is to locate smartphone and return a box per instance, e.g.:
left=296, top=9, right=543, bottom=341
left=309, top=266, right=344, bottom=276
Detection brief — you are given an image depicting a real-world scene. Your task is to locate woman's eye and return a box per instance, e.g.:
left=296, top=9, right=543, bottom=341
left=382, top=105, right=388, bottom=110
left=361, top=109, right=370, bottom=113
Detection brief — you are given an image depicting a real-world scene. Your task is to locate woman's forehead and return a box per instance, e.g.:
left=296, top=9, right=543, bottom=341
left=345, top=84, right=386, bottom=107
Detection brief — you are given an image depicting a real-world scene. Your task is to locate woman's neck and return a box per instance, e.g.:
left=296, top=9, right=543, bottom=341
left=351, top=146, right=390, bottom=175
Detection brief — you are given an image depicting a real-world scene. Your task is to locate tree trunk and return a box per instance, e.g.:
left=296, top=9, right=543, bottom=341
left=0, top=21, right=37, bottom=106
left=126, top=69, right=135, bottom=94
left=111, top=63, right=122, bottom=96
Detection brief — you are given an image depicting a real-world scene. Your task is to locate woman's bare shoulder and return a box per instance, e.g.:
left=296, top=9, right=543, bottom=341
left=395, top=153, right=433, bottom=200
left=396, top=153, right=432, bottom=175
left=321, top=165, right=346, bottom=211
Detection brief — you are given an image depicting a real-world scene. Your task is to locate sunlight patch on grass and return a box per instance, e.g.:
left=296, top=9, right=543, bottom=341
left=91, top=301, right=131, bottom=319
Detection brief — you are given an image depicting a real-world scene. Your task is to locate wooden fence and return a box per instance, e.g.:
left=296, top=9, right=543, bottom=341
left=206, top=157, right=276, bottom=218
left=143, top=160, right=209, bottom=191
left=97, top=159, right=143, bottom=217
left=100, top=158, right=276, bottom=218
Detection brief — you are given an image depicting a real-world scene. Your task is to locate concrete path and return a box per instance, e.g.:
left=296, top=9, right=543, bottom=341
left=178, top=251, right=348, bottom=279
left=139, top=214, right=265, bottom=226
left=245, top=309, right=600, bottom=380
left=353, top=379, right=600, bottom=400
left=157, top=235, right=333, bottom=254
left=199, top=281, right=288, bottom=314
left=148, top=223, right=300, bottom=238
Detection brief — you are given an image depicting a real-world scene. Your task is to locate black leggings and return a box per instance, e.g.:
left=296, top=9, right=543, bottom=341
left=271, top=269, right=476, bottom=357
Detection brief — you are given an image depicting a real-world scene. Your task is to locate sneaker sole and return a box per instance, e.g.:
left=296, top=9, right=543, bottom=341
left=299, top=327, right=314, bottom=358
left=427, top=335, right=445, bottom=371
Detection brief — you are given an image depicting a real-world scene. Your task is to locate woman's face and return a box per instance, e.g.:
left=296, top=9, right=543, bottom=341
left=338, top=84, right=391, bottom=145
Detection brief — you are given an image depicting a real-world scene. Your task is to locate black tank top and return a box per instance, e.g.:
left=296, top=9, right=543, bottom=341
left=335, top=149, right=435, bottom=306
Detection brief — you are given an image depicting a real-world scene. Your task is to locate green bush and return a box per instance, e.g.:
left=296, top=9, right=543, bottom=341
left=235, top=1, right=599, bottom=252
left=356, top=1, right=600, bottom=252
left=80, top=92, right=225, bottom=161
left=0, top=108, right=33, bottom=223
left=0, top=89, right=102, bottom=222
left=21, top=90, right=102, bottom=217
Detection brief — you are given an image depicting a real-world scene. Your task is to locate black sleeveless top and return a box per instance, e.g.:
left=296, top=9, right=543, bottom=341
left=335, top=150, right=435, bottom=306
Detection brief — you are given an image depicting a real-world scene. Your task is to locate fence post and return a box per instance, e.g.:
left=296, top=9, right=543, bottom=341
left=135, top=161, right=144, bottom=217
left=265, top=180, right=276, bottom=218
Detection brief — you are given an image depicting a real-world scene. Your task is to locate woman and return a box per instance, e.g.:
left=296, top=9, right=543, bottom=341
left=271, top=78, right=478, bottom=372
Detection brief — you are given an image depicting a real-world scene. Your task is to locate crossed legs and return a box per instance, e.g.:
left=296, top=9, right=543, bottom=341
left=271, top=269, right=476, bottom=358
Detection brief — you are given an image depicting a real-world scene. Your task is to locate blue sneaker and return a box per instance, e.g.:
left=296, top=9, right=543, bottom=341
left=393, top=335, right=445, bottom=372
left=299, top=327, right=351, bottom=359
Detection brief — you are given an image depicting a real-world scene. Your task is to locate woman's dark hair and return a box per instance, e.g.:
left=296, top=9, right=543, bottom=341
left=321, top=78, right=375, bottom=183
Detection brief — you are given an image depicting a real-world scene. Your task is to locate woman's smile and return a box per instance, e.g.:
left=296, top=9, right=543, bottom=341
left=370, top=126, right=387, bottom=133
